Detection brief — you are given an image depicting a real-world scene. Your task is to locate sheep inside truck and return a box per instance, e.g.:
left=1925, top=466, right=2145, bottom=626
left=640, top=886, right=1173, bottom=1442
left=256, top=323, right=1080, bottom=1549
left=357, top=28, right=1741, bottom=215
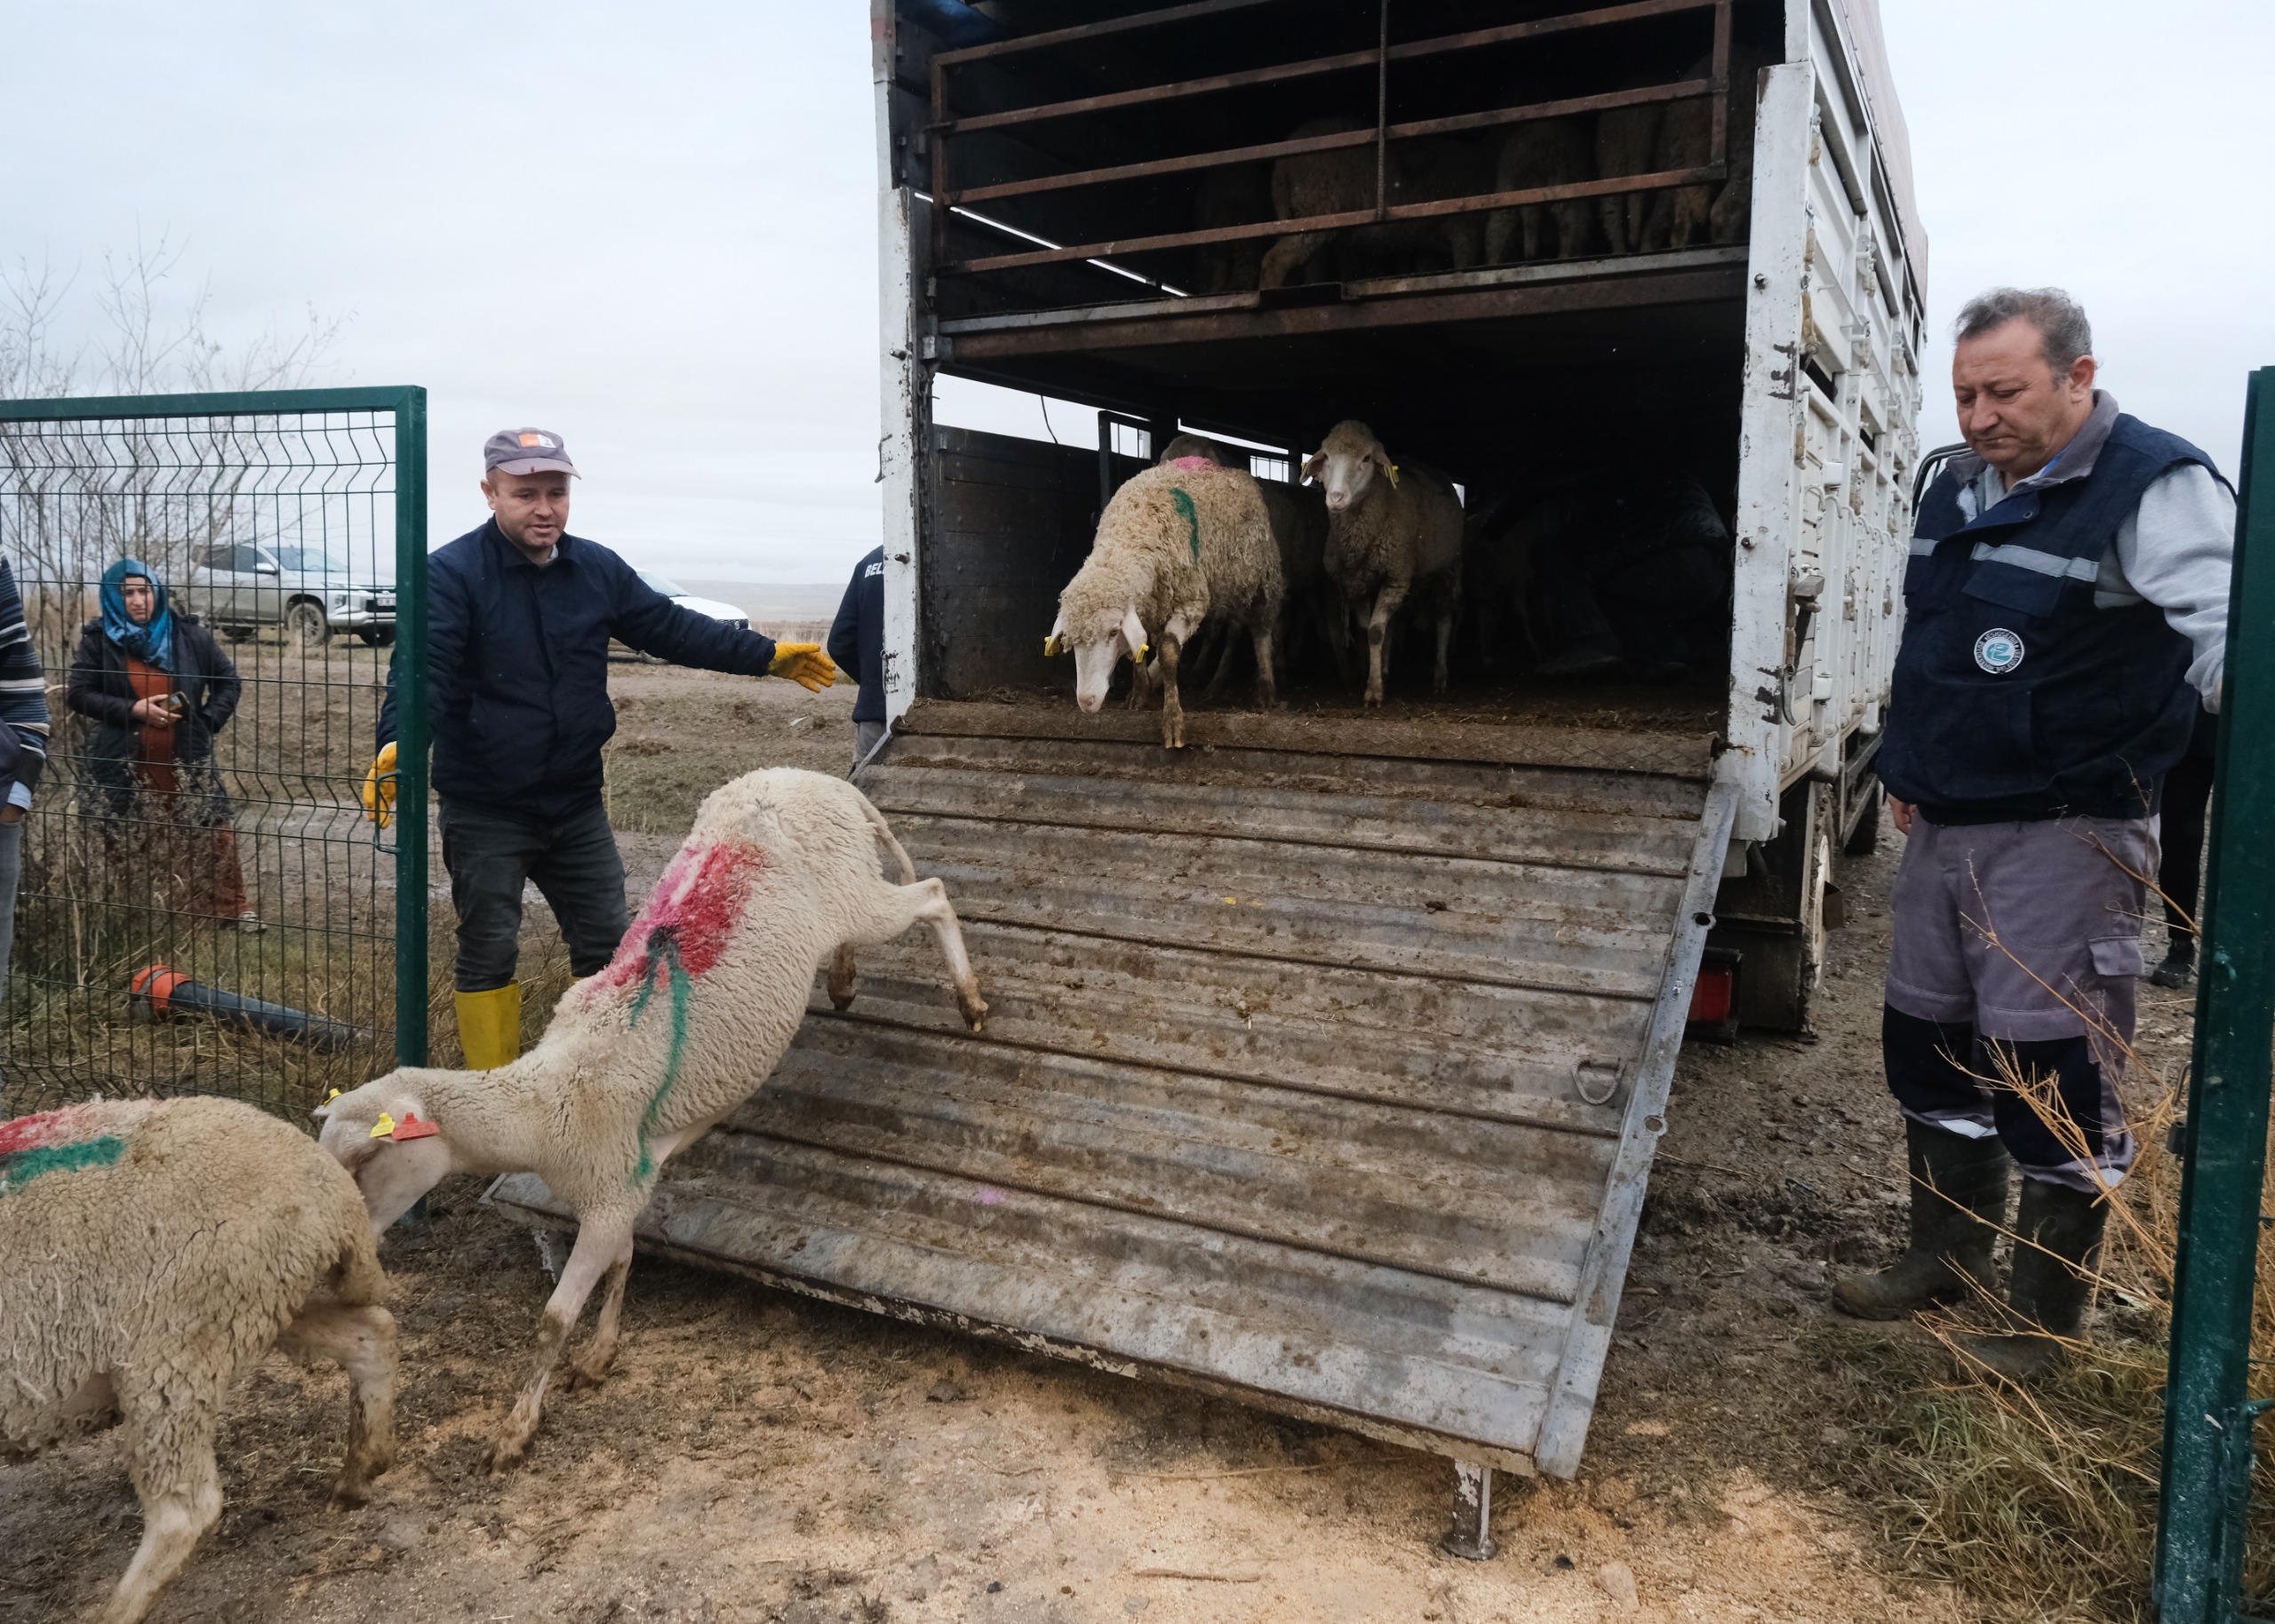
left=1047, top=458, right=1283, bottom=748
left=0, top=1095, right=396, bottom=1624
left=318, top=766, right=987, bottom=1472
left=1305, top=419, right=1465, bottom=705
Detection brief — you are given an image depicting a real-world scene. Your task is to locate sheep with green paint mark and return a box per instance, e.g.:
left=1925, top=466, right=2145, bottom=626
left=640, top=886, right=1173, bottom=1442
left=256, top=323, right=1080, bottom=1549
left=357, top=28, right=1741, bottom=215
left=1048, top=458, right=1283, bottom=748
left=1, top=1095, right=395, bottom=1624
left=315, top=766, right=986, bottom=1474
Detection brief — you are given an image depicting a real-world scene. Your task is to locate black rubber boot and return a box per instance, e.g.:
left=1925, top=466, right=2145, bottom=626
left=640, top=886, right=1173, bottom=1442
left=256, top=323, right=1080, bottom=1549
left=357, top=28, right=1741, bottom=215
left=1960, top=1177, right=2108, bottom=1381
left=2150, top=936, right=2196, bottom=990
left=1832, top=1120, right=2010, bottom=1319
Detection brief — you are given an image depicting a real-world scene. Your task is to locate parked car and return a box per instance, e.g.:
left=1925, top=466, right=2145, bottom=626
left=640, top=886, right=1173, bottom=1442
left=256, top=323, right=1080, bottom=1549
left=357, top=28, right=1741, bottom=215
left=611, top=573, right=750, bottom=661
left=183, top=543, right=395, bottom=646
left=638, top=572, right=749, bottom=631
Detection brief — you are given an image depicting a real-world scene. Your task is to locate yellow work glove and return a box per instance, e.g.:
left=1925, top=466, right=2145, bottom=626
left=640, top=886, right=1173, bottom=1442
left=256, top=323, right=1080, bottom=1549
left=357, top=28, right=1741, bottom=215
left=362, top=741, right=398, bottom=829
left=769, top=641, right=840, bottom=693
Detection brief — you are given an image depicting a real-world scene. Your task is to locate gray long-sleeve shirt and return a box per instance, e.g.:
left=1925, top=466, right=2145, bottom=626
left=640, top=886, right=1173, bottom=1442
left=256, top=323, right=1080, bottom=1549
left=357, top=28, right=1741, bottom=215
left=1956, top=392, right=2233, bottom=707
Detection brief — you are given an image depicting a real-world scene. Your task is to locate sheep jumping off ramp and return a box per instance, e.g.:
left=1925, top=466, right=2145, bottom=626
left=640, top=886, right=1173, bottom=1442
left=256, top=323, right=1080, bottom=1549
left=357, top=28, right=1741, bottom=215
left=318, top=768, right=986, bottom=1472
left=1, top=1095, right=395, bottom=1624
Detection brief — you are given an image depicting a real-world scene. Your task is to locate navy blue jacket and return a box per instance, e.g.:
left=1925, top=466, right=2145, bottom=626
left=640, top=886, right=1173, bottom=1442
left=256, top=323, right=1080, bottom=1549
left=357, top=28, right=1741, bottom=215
left=1879, top=413, right=2219, bottom=823
left=379, top=521, right=778, bottom=816
left=826, top=545, right=886, bottom=724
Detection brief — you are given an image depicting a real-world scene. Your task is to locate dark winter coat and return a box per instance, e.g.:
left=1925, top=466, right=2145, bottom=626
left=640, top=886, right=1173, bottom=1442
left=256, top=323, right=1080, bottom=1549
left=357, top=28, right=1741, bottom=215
left=65, top=615, right=243, bottom=814
left=377, top=521, right=781, bottom=817
left=827, top=545, right=886, bottom=724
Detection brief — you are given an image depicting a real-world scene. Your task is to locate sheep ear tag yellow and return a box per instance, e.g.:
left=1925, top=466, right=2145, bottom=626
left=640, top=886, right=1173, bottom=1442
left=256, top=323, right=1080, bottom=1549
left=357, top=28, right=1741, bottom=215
left=1043, top=633, right=1063, bottom=657
left=369, top=1111, right=396, bottom=1139
left=392, top=1111, right=440, bottom=1141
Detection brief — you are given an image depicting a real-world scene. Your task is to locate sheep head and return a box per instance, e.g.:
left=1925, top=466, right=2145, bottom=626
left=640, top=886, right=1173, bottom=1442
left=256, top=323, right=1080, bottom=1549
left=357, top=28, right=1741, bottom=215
left=1302, top=419, right=1399, bottom=514
left=1049, top=601, right=1148, bottom=714
left=315, top=1072, right=459, bottom=1237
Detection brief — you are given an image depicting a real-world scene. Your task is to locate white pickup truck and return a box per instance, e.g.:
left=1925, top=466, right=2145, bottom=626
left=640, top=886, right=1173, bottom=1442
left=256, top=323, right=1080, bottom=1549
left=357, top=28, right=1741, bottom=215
left=182, top=541, right=395, bottom=647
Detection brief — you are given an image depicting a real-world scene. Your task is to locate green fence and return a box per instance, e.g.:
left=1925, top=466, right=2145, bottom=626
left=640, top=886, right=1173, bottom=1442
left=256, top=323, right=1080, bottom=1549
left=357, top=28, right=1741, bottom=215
left=2158, top=365, right=2275, bottom=1620
left=0, top=387, right=427, bottom=1120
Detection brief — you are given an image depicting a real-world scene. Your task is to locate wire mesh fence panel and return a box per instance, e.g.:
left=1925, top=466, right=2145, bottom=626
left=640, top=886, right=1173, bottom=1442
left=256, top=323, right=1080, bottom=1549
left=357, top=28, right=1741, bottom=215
left=0, top=390, right=427, bottom=1121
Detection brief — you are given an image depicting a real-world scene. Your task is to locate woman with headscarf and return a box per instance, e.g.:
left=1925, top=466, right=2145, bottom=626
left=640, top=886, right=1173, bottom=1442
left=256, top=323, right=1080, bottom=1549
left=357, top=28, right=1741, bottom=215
left=66, top=558, right=258, bottom=929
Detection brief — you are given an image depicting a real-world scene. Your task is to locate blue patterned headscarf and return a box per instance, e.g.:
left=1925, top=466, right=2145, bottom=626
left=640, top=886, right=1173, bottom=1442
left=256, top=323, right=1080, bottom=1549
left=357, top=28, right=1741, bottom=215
left=100, top=558, right=174, bottom=671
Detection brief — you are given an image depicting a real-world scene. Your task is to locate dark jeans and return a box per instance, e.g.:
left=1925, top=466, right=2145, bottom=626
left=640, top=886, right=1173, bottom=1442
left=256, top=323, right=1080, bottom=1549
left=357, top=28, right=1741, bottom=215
left=2159, top=750, right=2215, bottom=943
left=0, top=815, right=20, bottom=992
left=438, top=796, right=630, bottom=992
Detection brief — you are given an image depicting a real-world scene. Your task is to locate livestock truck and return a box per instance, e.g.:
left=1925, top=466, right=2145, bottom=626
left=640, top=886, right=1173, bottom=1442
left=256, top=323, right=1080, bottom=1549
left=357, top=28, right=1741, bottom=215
left=503, top=0, right=1926, bottom=1547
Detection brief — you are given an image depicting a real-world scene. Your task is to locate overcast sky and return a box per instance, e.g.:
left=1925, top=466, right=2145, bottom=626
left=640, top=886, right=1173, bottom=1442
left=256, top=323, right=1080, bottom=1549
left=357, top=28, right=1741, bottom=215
left=4, top=2, right=2269, bottom=585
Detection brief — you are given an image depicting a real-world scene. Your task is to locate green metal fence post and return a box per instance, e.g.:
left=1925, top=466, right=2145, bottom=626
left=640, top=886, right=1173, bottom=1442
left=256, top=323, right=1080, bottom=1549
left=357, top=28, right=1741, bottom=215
left=393, top=388, right=429, bottom=1067
left=2156, top=366, right=2275, bottom=1620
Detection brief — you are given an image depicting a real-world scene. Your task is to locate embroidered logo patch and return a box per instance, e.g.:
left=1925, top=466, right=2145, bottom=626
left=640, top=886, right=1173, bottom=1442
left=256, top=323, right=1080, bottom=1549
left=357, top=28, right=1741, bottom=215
left=1974, top=628, right=2025, bottom=675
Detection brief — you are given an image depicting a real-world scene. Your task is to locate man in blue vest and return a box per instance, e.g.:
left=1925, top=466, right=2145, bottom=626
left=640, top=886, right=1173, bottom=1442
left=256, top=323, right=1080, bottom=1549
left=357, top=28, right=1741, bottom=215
left=1832, top=289, right=2233, bottom=1379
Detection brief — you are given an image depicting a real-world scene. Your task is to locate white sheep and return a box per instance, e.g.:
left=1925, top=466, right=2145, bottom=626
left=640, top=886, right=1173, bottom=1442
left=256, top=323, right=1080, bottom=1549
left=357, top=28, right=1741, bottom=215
left=1593, top=101, right=1664, bottom=255
left=1, top=1095, right=395, bottom=1624
left=1155, top=433, right=1346, bottom=689
left=1483, top=115, right=1594, bottom=262
left=1259, top=118, right=1486, bottom=289
left=1304, top=419, right=1465, bottom=705
left=1048, top=458, right=1282, bottom=748
left=315, top=767, right=986, bottom=1472
left=1644, top=60, right=1717, bottom=251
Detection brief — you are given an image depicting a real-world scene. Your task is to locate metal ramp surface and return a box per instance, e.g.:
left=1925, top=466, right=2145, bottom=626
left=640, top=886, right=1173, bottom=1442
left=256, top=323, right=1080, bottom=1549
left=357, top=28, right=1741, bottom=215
left=496, top=699, right=1738, bottom=1477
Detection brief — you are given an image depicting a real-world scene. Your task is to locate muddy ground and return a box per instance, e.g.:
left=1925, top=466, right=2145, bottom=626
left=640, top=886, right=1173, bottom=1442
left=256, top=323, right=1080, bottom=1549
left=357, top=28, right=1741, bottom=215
left=0, top=668, right=2197, bottom=1623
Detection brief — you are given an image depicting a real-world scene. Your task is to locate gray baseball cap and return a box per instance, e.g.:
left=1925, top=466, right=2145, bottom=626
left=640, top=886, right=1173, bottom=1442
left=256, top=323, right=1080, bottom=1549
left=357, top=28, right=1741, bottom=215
left=483, top=426, right=579, bottom=477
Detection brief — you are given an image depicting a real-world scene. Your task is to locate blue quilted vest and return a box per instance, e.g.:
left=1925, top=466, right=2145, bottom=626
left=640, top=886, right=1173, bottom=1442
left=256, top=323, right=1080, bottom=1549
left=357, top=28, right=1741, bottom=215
left=1878, top=414, right=2218, bottom=823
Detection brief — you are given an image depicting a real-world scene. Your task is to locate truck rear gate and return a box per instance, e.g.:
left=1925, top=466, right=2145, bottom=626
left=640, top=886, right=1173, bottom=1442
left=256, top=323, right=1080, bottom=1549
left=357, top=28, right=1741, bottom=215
left=510, top=0, right=1923, bottom=1542
left=496, top=701, right=1738, bottom=1519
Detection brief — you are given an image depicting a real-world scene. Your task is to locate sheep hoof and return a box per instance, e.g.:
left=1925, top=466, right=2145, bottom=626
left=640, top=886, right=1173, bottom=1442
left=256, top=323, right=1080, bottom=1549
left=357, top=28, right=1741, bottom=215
left=960, top=995, right=990, bottom=1033
left=563, top=1358, right=613, bottom=1393
left=479, top=1435, right=531, bottom=1475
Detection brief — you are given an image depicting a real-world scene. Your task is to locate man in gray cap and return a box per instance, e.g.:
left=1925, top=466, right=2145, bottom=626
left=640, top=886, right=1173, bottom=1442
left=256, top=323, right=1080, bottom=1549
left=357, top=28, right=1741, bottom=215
left=368, top=427, right=837, bottom=1068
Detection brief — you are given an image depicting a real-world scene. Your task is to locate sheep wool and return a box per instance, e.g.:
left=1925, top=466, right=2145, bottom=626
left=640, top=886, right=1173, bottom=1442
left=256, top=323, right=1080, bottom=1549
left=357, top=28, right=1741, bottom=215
left=2, top=1095, right=395, bottom=1624
left=318, top=767, right=986, bottom=1472
left=1305, top=418, right=1465, bottom=705
left=1054, top=459, right=1282, bottom=746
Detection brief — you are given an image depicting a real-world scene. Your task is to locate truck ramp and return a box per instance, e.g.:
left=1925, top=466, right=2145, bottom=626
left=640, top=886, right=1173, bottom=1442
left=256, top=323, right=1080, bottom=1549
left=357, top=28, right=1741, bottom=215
left=496, top=699, right=1739, bottom=1478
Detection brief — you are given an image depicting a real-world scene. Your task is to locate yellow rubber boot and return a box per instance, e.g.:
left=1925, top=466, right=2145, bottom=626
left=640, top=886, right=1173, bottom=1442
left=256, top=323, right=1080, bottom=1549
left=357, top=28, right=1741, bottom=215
left=455, top=983, right=523, bottom=1070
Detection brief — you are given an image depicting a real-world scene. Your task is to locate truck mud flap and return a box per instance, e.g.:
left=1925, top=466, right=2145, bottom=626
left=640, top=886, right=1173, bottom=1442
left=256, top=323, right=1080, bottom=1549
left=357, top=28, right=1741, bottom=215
left=495, top=700, right=1740, bottom=1478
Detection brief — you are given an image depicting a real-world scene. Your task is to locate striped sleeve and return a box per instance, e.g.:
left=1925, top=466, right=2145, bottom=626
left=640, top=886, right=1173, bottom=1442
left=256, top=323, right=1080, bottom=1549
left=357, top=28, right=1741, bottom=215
left=0, top=558, right=51, bottom=794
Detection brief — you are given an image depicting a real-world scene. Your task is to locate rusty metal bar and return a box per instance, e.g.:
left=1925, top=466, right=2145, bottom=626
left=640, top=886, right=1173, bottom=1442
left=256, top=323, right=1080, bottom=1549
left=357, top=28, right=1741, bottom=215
left=930, top=53, right=950, bottom=292
left=935, top=0, right=1720, bottom=136
left=947, top=82, right=1710, bottom=208
left=941, top=166, right=1725, bottom=276
left=938, top=45, right=1378, bottom=137
left=932, top=0, right=1283, bottom=67
left=1375, top=0, right=1391, bottom=223
left=1710, top=0, right=1731, bottom=164
left=945, top=264, right=1747, bottom=358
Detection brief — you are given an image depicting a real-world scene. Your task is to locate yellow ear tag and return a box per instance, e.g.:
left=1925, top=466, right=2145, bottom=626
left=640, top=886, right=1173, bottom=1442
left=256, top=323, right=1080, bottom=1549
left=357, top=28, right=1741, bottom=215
left=325, top=1087, right=341, bottom=1103
left=1138, top=642, right=1150, bottom=663
left=1385, top=463, right=1401, bottom=486
left=370, top=1112, right=396, bottom=1140
left=1043, top=634, right=1062, bottom=657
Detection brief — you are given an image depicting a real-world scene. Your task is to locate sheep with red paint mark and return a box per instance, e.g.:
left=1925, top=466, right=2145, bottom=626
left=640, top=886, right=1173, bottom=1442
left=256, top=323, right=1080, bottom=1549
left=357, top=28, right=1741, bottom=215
left=315, top=766, right=986, bottom=1472
left=1, top=1095, right=395, bottom=1624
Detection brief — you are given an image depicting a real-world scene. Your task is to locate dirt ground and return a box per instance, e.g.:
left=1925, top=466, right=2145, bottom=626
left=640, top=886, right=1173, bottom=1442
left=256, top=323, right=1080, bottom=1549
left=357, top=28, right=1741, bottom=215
left=0, top=669, right=2198, bottom=1624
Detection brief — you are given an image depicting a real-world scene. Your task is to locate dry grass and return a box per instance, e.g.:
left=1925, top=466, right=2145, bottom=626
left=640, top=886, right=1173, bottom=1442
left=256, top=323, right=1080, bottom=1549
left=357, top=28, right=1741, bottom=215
left=1839, top=840, right=2274, bottom=1621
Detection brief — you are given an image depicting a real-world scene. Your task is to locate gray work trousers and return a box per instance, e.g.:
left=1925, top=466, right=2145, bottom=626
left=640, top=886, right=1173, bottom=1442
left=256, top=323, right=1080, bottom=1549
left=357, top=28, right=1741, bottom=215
left=1882, top=814, right=2152, bottom=1190
left=852, top=719, right=888, bottom=772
